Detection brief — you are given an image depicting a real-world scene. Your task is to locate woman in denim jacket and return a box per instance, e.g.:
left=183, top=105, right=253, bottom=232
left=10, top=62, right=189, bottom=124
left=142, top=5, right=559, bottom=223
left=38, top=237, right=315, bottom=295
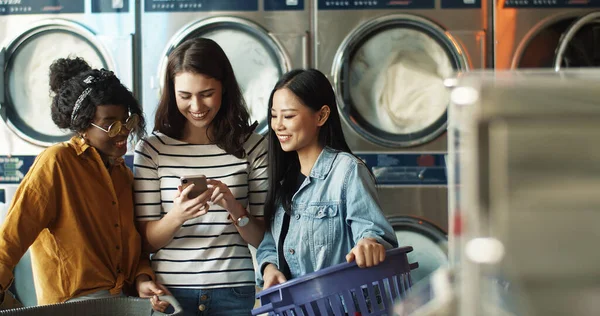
left=256, top=69, right=398, bottom=289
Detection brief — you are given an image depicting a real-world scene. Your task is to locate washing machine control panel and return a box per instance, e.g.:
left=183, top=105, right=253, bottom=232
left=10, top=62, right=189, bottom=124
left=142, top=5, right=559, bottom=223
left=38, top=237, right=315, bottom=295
left=356, top=153, right=447, bottom=186
left=144, top=0, right=258, bottom=12
left=0, top=0, right=84, bottom=15
left=505, top=0, right=600, bottom=8
left=0, top=155, right=134, bottom=184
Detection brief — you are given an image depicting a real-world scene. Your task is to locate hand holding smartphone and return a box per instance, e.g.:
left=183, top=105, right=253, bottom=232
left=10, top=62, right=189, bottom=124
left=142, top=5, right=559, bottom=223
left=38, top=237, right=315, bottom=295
left=180, top=175, right=208, bottom=199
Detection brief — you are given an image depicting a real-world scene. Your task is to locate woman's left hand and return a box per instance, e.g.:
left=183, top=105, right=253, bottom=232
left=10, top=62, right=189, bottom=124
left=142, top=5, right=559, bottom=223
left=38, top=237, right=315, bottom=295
left=207, top=179, right=238, bottom=210
left=135, top=274, right=171, bottom=312
left=346, top=237, right=386, bottom=268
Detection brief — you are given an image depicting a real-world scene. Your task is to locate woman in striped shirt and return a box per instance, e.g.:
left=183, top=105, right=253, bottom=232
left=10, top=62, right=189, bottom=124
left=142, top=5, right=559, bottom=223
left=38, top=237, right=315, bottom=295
left=133, top=38, right=267, bottom=315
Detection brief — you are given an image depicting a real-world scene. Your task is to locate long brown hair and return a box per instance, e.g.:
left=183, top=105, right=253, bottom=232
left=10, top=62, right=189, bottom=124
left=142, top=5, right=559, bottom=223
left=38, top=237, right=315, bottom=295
left=154, top=37, right=252, bottom=158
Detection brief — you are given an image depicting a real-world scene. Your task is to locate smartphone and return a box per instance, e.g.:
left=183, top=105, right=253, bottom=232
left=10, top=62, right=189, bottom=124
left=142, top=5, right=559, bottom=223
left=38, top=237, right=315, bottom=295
left=180, top=175, right=208, bottom=199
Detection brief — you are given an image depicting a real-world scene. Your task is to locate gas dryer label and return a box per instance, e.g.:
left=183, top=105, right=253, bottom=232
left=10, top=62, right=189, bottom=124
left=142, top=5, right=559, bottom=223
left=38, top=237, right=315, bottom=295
left=441, top=0, right=481, bottom=8
left=355, top=153, right=447, bottom=186
left=265, top=0, right=304, bottom=10
left=0, top=0, right=84, bottom=15
left=144, top=0, right=258, bottom=12
left=505, top=0, right=600, bottom=7
left=318, top=0, right=434, bottom=9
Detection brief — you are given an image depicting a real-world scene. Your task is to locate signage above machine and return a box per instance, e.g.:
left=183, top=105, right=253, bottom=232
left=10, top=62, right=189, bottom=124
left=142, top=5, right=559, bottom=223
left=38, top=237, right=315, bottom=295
left=318, top=0, right=435, bottom=10
left=0, top=0, right=84, bottom=15
left=144, top=0, right=258, bottom=12
left=265, top=0, right=304, bottom=11
left=355, top=153, right=447, bottom=186
left=505, top=0, right=600, bottom=8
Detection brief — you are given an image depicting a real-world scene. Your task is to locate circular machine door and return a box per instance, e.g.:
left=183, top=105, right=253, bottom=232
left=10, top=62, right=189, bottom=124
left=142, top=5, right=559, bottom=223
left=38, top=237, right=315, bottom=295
left=158, top=17, right=291, bottom=135
left=514, top=12, right=600, bottom=69
left=332, top=14, right=468, bottom=148
left=389, top=216, right=448, bottom=284
left=1, top=19, right=112, bottom=147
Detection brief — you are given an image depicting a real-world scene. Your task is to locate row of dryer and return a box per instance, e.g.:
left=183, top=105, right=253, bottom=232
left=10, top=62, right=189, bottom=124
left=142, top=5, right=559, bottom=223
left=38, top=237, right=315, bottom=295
left=2, top=0, right=600, bottom=231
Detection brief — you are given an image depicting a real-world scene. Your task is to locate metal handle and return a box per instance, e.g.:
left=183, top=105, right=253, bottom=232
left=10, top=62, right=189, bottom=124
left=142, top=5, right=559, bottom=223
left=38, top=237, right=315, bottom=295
left=302, top=31, right=310, bottom=69
left=554, top=12, right=600, bottom=71
left=0, top=48, right=5, bottom=104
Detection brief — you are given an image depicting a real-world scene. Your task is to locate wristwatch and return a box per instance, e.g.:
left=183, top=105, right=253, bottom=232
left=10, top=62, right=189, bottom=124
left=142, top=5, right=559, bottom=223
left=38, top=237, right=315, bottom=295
left=228, top=211, right=250, bottom=227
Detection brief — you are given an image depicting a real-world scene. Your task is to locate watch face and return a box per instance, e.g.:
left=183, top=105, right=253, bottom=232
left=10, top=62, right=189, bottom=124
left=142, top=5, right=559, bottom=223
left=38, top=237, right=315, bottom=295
left=238, top=216, right=250, bottom=227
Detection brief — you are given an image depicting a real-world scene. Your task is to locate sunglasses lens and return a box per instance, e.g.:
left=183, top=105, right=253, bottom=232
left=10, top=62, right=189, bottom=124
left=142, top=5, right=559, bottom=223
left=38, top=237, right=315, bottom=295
left=126, top=114, right=139, bottom=131
left=108, top=121, right=122, bottom=137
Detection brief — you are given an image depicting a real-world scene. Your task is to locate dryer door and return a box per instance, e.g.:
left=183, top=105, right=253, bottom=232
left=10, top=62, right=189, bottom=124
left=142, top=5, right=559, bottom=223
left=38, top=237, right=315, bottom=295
left=332, top=14, right=468, bottom=148
left=158, top=17, right=291, bottom=135
left=1, top=19, right=113, bottom=147
left=554, top=12, right=600, bottom=71
left=389, top=216, right=448, bottom=285
left=514, top=13, right=600, bottom=69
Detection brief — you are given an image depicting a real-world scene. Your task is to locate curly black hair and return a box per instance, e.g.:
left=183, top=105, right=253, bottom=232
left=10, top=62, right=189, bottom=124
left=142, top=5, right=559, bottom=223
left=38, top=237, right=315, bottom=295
left=154, top=37, right=253, bottom=158
left=49, top=57, right=146, bottom=140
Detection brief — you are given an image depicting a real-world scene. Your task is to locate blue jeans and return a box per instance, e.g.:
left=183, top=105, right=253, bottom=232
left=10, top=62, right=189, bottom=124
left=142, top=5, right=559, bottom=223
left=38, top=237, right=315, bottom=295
left=163, top=286, right=255, bottom=316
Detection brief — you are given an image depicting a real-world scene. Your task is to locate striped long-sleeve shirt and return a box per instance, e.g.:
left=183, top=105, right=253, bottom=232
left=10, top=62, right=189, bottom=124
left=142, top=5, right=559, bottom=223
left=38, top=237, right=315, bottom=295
left=133, top=132, right=267, bottom=289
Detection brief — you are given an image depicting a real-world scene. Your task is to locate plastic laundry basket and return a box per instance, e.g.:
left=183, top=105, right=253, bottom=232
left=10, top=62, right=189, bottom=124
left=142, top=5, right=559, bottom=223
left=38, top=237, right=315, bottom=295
left=0, top=295, right=182, bottom=316
left=252, top=246, right=419, bottom=316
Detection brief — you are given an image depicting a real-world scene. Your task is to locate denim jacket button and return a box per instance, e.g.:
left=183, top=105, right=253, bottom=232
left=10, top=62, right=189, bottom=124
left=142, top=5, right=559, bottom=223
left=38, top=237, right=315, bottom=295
left=295, top=214, right=301, bottom=220
left=289, top=248, right=295, bottom=255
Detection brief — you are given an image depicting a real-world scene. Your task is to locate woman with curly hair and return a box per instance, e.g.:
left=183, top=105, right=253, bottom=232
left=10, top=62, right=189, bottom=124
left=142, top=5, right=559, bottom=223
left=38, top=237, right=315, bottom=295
left=0, top=57, right=168, bottom=310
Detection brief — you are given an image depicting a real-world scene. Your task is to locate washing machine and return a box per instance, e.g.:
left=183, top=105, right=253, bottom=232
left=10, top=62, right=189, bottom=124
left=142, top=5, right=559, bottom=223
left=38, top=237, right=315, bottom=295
left=141, top=0, right=310, bottom=134
left=495, top=0, right=600, bottom=70
left=0, top=0, right=136, bottom=306
left=314, top=0, right=486, bottom=230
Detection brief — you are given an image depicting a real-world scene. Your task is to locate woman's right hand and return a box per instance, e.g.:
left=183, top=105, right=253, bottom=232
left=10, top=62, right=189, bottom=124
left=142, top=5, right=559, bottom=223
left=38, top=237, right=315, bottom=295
left=263, top=264, right=287, bottom=289
left=168, top=184, right=213, bottom=225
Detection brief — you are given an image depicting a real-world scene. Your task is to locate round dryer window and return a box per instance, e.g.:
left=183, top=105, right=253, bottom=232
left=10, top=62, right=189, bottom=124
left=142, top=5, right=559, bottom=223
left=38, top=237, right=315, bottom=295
left=159, top=17, right=290, bottom=135
left=333, top=14, right=468, bottom=148
left=515, top=12, right=600, bottom=69
left=3, top=20, right=111, bottom=147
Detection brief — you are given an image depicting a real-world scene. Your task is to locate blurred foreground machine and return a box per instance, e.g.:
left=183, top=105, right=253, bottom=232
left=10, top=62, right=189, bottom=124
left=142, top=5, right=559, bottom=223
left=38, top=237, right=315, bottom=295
left=396, top=70, right=600, bottom=316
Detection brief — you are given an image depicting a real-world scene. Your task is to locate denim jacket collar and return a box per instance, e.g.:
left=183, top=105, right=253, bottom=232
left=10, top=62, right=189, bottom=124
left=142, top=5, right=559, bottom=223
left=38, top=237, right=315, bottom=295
left=309, top=147, right=338, bottom=180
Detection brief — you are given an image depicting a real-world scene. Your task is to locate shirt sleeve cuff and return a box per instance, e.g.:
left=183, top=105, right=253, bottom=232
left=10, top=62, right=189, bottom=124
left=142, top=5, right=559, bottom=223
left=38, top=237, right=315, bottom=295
left=134, top=265, right=156, bottom=282
left=256, top=258, right=278, bottom=288
left=359, top=232, right=394, bottom=250
left=0, top=263, right=14, bottom=292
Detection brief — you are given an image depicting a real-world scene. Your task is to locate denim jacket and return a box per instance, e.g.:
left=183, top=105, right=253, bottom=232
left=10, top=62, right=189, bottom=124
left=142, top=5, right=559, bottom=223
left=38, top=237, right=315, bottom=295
left=256, top=147, right=398, bottom=286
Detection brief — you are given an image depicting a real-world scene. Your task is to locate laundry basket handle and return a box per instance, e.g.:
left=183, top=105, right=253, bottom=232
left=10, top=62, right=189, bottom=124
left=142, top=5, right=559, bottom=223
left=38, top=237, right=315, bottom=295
left=251, top=288, right=286, bottom=315
left=554, top=12, right=600, bottom=71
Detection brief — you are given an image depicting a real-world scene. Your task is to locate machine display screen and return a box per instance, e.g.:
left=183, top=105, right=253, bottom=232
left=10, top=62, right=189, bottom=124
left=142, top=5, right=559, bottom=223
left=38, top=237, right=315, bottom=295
left=441, top=0, right=481, bottom=8
left=317, top=0, right=434, bottom=10
left=0, top=0, right=84, bottom=15
left=505, top=0, right=600, bottom=8
left=265, top=0, right=304, bottom=11
left=144, top=0, right=258, bottom=12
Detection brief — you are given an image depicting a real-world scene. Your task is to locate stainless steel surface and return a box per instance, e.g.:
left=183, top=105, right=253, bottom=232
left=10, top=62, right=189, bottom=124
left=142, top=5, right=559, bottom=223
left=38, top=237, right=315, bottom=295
left=494, top=4, right=600, bottom=69
left=314, top=1, right=486, bottom=231
left=140, top=4, right=310, bottom=134
left=0, top=1, right=135, bottom=154
left=449, top=70, right=600, bottom=316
